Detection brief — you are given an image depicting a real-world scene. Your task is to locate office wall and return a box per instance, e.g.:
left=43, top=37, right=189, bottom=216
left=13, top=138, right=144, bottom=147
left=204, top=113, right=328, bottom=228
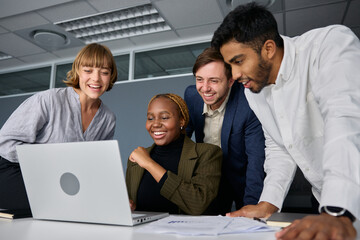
left=0, top=75, right=195, bottom=170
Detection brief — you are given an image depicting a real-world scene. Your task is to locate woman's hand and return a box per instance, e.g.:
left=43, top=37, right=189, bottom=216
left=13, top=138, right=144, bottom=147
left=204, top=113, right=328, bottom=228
left=129, top=147, right=153, bottom=169
left=129, top=146, right=166, bottom=183
left=129, top=199, right=136, bottom=211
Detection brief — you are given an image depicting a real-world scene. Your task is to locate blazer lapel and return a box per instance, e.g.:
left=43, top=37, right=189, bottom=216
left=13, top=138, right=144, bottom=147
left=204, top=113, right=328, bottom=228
left=128, top=162, right=144, bottom=203
left=194, top=98, right=205, bottom=143
left=178, top=136, right=198, bottom=182
left=129, top=144, right=155, bottom=202
left=221, top=84, right=239, bottom=160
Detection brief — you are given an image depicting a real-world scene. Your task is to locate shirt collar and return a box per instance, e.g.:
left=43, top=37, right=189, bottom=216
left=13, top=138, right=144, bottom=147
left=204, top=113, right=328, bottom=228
left=276, top=35, right=296, bottom=83
left=202, top=87, right=231, bottom=116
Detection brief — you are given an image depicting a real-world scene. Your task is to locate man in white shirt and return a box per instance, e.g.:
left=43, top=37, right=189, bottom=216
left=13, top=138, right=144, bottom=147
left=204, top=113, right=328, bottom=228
left=212, top=2, right=360, bottom=240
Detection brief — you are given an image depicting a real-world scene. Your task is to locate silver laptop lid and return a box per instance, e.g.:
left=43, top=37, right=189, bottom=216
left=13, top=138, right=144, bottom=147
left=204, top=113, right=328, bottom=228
left=17, top=140, right=141, bottom=226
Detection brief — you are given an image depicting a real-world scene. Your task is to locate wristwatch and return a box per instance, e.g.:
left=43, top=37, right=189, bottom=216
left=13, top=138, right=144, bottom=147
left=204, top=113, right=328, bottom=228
left=321, top=206, right=356, bottom=222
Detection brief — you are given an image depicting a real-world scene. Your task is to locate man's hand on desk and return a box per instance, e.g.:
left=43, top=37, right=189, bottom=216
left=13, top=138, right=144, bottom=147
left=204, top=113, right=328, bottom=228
left=275, top=213, right=356, bottom=240
left=226, top=201, right=278, bottom=218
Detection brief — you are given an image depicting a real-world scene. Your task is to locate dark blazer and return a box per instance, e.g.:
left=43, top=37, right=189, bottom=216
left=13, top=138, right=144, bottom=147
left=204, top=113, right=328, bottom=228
left=184, top=81, right=265, bottom=211
left=126, top=136, right=222, bottom=215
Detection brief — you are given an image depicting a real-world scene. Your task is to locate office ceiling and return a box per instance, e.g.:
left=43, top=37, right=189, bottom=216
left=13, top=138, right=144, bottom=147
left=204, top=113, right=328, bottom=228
left=0, top=0, right=359, bottom=72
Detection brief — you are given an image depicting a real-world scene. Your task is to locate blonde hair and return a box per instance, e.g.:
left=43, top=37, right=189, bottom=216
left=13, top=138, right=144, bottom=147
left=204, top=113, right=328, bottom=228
left=64, top=43, right=118, bottom=91
left=148, top=93, right=189, bottom=133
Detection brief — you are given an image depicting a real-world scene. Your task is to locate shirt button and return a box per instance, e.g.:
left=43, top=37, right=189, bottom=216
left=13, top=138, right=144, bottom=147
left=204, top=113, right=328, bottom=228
left=288, top=144, right=292, bottom=149
left=305, top=167, right=310, bottom=172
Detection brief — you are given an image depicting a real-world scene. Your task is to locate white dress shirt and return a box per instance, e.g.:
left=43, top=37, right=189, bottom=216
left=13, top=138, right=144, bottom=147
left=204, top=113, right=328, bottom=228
left=245, top=25, right=360, bottom=220
left=202, top=89, right=231, bottom=147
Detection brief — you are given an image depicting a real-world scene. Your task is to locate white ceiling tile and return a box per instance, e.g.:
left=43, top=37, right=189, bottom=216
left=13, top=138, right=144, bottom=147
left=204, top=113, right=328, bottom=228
left=344, top=0, right=360, bottom=27
left=0, top=0, right=73, bottom=18
left=52, top=45, right=84, bottom=59
left=19, top=52, right=59, bottom=63
left=154, top=0, right=223, bottom=29
left=101, top=38, right=136, bottom=54
left=0, top=58, right=25, bottom=71
left=130, top=30, right=178, bottom=47
left=0, top=12, right=49, bottom=31
left=87, top=0, right=150, bottom=12
left=176, top=23, right=220, bottom=40
left=286, top=2, right=347, bottom=37
left=285, top=0, right=347, bottom=10
left=0, top=26, right=8, bottom=34
left=0, top=33, right=46, bottom=57
left=37, top=1, right=97, bottom=23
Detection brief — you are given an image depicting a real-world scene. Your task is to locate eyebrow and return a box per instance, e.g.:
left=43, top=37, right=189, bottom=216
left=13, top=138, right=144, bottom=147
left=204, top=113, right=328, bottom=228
left=195, top=75, right=221, bottom=80
left=82, top=65, right=110, bottom=70
left=208, top=77, right=221, bottom=81
left=147, top=111, right=170, bottom=115
left=229, top=54, right=244, bottom=63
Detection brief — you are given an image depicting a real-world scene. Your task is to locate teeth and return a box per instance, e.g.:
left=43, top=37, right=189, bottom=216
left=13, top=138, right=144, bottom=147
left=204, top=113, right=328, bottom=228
left=240, top=80, right=249, bottom=85
left=204, top=93, right=213, bottom=97
left=238, top=78, right=250, bottom=85
left=89, top=85, right=101, bottom=89
left=154, top=132, right=165, bottom=136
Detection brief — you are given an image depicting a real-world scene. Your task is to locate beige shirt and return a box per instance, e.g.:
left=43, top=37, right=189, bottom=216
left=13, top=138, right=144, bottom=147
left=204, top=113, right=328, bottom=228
left=202, top=90, right=231, bottom=147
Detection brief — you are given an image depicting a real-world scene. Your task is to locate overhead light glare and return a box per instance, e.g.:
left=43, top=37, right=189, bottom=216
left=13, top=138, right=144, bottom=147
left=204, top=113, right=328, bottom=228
left=0, top=51, right=12, bottom=61
left=55, top=4, right=171, bottom=44
left=227, top=0, right=276, bottom=9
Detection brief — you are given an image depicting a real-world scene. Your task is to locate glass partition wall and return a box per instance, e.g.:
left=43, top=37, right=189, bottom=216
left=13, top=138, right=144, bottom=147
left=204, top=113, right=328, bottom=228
left=0, top=42, right=209, bottom=97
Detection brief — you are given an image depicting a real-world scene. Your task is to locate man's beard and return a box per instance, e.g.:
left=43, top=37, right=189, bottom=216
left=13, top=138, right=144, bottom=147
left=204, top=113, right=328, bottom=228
left=249, top=57, right=272, bottom=93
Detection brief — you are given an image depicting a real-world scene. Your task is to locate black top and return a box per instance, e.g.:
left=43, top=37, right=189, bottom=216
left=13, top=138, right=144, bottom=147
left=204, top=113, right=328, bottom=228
left=136, top=134, right=184, bottom=213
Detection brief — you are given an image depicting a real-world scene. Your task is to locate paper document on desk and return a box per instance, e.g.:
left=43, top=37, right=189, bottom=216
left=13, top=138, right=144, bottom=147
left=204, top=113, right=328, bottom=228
left=137, top=215, right=276, bottom=236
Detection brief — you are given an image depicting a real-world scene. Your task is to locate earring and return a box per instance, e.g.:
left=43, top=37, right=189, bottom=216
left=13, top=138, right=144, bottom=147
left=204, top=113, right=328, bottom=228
left=180, top=126, right=183, bottom=130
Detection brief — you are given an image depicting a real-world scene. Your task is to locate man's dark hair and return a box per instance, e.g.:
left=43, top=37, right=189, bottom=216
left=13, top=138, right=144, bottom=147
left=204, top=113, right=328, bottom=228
left=211, top=2, right=283, bottom=54
left=193, top=47, right=232, bottom=80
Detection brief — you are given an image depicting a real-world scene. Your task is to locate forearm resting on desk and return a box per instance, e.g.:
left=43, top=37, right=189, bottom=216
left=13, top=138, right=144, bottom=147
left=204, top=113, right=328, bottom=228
left=275, top=213, right=357, bottom=240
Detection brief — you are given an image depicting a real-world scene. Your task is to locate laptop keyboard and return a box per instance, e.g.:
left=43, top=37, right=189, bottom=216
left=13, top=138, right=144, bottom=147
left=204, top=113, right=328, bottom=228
left=132, top=213, right=146, bottom=218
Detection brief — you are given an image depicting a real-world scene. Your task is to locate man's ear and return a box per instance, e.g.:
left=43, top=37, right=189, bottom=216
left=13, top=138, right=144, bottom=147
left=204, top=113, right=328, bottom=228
left=228, top=77, right=235, bottom=88
left=262, top=40, right=276, bottom=60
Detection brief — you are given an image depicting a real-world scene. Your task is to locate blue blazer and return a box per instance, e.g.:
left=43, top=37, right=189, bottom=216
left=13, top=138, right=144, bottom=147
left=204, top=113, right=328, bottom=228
left=184, top=81, right=265, bottom=207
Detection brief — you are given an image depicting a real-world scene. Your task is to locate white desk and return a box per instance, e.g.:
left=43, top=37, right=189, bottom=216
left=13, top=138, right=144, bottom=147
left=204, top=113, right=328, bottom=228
left=1, top=216, right=359, bottom=240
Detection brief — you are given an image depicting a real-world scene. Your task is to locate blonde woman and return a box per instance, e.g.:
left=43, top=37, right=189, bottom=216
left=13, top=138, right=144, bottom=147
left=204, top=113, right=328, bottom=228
left=0, top=43, right=118, bottom=211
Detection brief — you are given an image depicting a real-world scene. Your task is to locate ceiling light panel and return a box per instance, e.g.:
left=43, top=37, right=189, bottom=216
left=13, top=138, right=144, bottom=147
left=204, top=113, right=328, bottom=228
left=55, top=4, right=171, bottom=44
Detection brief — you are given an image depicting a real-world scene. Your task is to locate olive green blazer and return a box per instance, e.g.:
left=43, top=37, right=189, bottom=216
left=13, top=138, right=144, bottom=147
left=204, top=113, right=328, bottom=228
left=126, top=136, right=222, bottom=215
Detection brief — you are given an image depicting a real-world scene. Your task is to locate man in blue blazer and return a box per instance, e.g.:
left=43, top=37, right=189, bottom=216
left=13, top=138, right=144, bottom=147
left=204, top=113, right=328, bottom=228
left=184, top=47, right=265, bottom=215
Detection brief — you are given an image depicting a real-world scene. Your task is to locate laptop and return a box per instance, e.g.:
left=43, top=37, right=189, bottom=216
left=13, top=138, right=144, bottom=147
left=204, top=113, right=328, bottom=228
left=16, top=140, right=169, bottom=226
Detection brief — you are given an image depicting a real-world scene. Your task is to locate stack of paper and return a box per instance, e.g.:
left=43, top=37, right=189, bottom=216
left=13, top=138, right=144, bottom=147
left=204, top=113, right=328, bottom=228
left=137, top=215, right=277, bottom=236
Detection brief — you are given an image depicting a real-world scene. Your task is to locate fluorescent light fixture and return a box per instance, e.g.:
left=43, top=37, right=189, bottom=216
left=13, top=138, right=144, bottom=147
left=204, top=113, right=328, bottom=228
left=0, top=51, right=12, bottom=61
left=55, top=4, right=171, bottom=44
left=227, top=0, right=276, bottom=8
